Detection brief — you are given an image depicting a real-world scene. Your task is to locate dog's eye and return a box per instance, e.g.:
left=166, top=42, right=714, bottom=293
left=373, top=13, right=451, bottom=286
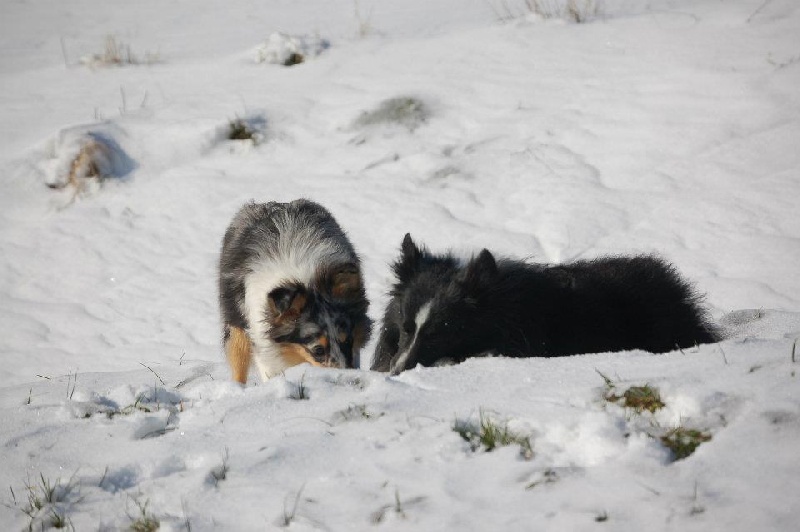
left=311, top=345, right=325, bottom=358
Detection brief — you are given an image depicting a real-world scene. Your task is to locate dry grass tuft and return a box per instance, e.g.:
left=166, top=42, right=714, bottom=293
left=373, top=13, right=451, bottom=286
left=81, top=36, right=160, bottom=68
left=661, top=427, right=711, bottom=460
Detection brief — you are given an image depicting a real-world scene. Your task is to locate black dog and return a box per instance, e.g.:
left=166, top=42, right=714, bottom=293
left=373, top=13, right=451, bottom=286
left=371, top=234, right=718, bottom=374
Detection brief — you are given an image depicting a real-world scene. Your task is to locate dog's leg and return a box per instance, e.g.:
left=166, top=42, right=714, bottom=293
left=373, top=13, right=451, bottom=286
left=370, top=322, right=400, bottom=372
left=225, top=325, right=252, bottom=384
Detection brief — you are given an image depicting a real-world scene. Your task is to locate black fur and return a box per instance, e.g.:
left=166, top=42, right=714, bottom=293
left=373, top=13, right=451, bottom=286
left=371, top=234, right=719, bottom=374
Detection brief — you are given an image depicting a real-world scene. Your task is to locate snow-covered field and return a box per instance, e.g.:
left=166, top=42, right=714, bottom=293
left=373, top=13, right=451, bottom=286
left=1, top=0, right=799, bottom=529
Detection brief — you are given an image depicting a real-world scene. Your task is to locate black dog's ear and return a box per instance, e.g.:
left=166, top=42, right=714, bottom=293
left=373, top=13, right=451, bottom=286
left=401, top=233, right=420, bottom=262
left=463, top=249, right=498, bottom=293
left=394, top=233, right=423, bottom=283
left=267, top=283, right=307, bottom=321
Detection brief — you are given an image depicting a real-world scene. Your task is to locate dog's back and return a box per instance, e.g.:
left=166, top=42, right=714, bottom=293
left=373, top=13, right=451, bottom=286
left=516, top=255, right=718, bottom=356
left=221, top=200, right=356, bottom=279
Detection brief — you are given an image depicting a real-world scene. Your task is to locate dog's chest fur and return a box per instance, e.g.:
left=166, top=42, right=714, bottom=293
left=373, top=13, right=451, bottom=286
left=243, top=257, right=322, bottom=380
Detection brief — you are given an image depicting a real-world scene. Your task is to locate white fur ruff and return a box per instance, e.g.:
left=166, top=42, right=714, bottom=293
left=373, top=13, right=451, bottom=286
left=243, top=240, right=342, bottom=380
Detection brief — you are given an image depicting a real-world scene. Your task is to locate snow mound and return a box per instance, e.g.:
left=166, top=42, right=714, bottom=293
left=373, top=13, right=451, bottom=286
left=254, top=32, right=330, bottom=66
left=213, top=115, right=268, bottom=153
left=353, top=96, right=430, bottom=132
left=39, top=123, right=136, bottom=194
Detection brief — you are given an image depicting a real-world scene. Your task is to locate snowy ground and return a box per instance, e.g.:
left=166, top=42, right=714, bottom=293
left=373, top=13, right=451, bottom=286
left=1, top=0, right=799, bottom=530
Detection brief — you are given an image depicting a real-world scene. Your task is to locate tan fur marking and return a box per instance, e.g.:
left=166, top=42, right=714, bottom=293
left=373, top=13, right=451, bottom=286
left=269, top=290, right=308, bottom=325
left=289, top=292, right=307, bottom=313
left=337, top=331, right=347, bottom=344
left=353, top=321, right=368, bottom=353
left=318, top=335, right=329, bottom=350
left=279, top=344, right=323, bottom=368
left=226, top=326, right=252, bottom=384
left=331, top=271, right=362, bottom=300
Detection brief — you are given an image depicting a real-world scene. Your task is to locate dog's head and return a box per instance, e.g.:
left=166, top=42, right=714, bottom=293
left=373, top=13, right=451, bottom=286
left=267, top=264, right=371, bottom=369
left=384, top=234, right=498, bottom=374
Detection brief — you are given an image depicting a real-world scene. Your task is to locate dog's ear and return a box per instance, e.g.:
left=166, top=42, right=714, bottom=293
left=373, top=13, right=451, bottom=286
left=463, top=249, right=498, bottom=293
left=401, top=233, right=420, bottom=261
left=267, top=284, right=307, bottom=321
left=331, top=263, right=362, bottom=300
left=394, top=233, right=423, bottom=283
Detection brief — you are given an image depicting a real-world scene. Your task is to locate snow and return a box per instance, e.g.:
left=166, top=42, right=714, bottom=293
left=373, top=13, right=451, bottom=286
left=1, top=0, right=799, bottom=529
left=254, top=33, right=330, bottom=66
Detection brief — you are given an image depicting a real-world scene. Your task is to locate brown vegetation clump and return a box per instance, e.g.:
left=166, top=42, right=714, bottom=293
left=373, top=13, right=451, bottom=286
left=47, top=137, right=113, bottom=193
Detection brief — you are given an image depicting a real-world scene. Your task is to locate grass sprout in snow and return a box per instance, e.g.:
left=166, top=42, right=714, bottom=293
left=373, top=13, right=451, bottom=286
left=370, top=488, right=426, bottom=523
left=49, top=507, right=72, bottom=529
left=454, top=411, right=533, bottom=459
left=228, top=119, right=257, bottom=141
left=11, top=472, right=79, bottom=531
left=606, top=384, right=666, bottom=414
left=21, top=473, right=78, bottom=518
left=208, top=448, right=230, bottom=487
left=598, top=371, right=665, bottom=414
left=221, top=116, right=267, bottom=146
left=280, top=485, right=305, bottom=527
left=288, top=373, right=309, bottom=400
left=661, top=427, right=712, bottom=461
left=128, top=498, right=159, bottom=532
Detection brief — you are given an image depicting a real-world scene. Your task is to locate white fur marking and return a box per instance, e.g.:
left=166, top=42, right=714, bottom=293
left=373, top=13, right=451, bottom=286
left=392, top=301, right=431, bottom=373
left=244, top=258, right=319, bottom=380
left=414, top=302, right=432, bottom=331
